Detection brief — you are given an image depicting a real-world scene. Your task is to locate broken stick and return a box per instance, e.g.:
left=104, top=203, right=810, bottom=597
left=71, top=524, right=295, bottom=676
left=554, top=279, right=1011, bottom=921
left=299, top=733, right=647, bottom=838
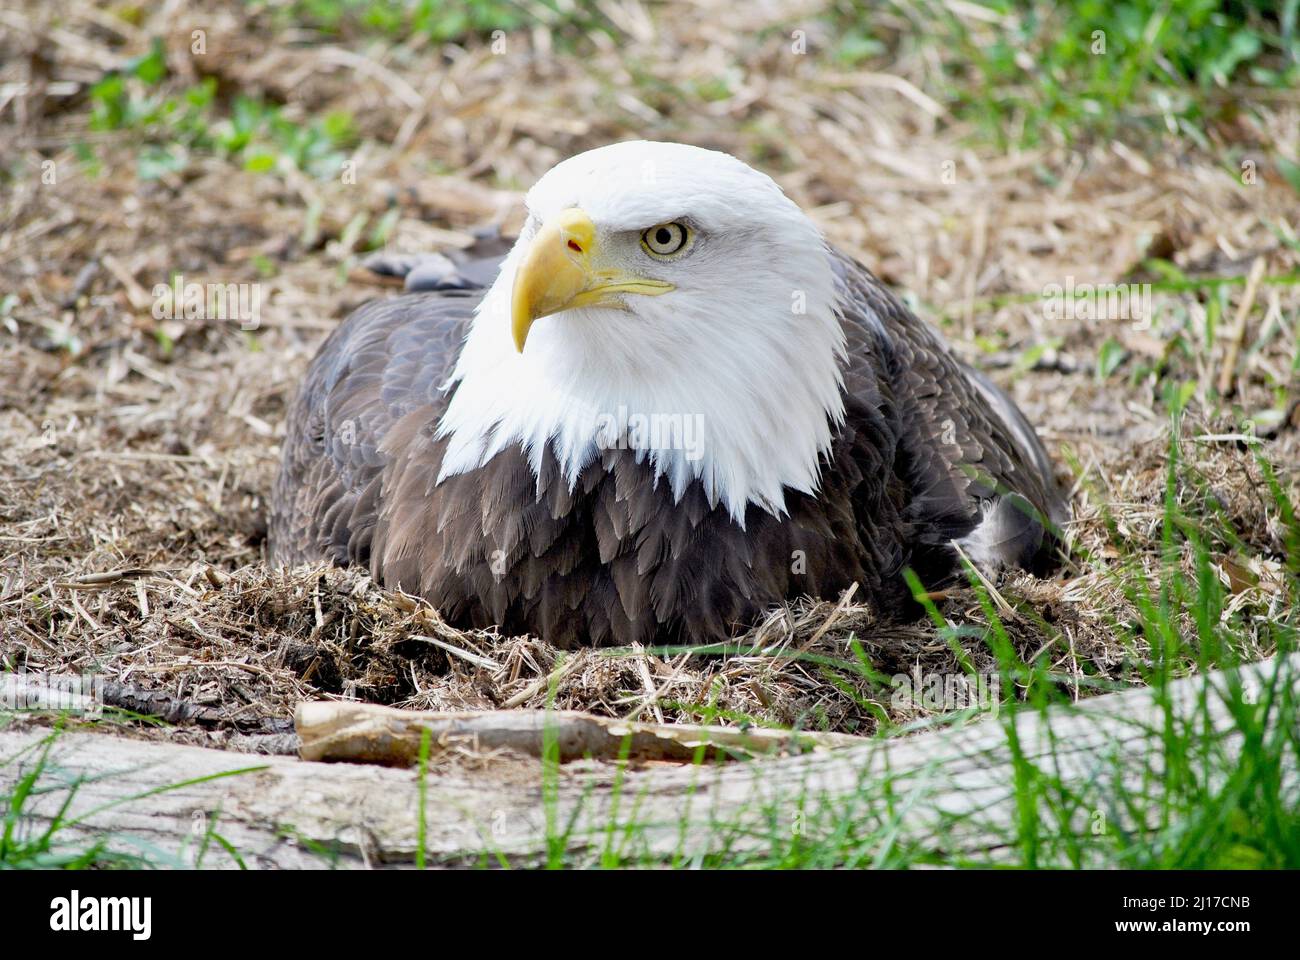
left=295, top=700, right=864, bottom=766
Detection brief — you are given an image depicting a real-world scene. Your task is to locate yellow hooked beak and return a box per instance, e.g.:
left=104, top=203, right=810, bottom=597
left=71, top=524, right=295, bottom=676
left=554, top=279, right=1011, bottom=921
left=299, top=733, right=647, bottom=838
left=510, top=207, right=674, bottom=352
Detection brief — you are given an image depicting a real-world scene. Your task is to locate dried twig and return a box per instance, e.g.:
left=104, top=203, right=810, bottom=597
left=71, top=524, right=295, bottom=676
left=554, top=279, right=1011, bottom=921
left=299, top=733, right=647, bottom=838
left=1217, top=256, right=1267, bottom=397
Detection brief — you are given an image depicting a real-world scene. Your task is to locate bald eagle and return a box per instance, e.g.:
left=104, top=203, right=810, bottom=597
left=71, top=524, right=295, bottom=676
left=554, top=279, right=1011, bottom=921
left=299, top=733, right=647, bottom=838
left=269, top=141, right=1065, bottom=647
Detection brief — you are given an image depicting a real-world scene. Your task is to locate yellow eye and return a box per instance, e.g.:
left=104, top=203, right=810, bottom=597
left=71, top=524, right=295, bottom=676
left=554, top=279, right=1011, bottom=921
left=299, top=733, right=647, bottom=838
left=640, top=221, right=691, bottom=258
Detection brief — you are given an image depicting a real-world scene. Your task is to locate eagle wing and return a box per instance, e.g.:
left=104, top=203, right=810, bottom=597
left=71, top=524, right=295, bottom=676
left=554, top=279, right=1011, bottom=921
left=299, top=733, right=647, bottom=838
left=268, top=289, right=479, bottom=567
left=834, top=250, right=1066, bottom=574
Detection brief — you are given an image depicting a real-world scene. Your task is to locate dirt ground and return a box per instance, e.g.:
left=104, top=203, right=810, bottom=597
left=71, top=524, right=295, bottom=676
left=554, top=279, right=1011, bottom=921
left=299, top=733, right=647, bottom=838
left=3, top=1, right=1299, bottom=752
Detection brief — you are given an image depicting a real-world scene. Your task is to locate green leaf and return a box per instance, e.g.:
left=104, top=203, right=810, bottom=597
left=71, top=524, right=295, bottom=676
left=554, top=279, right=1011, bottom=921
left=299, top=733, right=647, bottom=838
left=1096, top=337, right=1128, bottom=381
left=137, top=145, right=186, bottom=180
left=835, top=33, right=885, bottom=66
left=128, top=38, right=168, bottom=86
left=1278, top=156, right=1300, bottom=198
left=367, top=207, right=401, bottom=250
left=1207, top=31, right=1261, bottom=86
left=251, top=254, right=276, bottom=279
left=243, top=152, right=277, bottom=173
left=321, top=110, right=356, bottom=145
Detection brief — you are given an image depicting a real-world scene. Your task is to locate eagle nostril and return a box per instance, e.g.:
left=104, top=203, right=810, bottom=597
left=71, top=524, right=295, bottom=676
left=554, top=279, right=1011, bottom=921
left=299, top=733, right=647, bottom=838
left=567, top=239, right=583, bottom=253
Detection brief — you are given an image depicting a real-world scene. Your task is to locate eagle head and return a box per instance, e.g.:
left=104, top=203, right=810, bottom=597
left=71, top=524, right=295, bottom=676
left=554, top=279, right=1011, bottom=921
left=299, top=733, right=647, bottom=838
left=435, top=141, right=849, bottom=525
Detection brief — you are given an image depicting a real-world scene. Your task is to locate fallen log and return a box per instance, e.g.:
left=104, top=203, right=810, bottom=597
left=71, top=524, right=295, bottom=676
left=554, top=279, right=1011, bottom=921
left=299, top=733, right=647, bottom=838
left=1, top=654, right=1294, bottom=868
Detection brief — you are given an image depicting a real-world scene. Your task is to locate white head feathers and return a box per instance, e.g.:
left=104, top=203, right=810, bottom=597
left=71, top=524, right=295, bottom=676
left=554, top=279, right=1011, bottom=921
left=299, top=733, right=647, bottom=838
left=435, top=140, right=847, bottom=525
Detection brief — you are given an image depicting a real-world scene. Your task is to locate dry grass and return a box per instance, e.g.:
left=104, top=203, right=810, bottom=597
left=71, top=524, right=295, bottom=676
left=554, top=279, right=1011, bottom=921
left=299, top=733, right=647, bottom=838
left=3, top=0, right=1299, bottom=752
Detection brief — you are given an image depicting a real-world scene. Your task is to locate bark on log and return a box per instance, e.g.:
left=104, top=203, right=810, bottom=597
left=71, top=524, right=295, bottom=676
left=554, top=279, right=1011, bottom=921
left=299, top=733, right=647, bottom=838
left=1, top=655, right=1294, bottom=868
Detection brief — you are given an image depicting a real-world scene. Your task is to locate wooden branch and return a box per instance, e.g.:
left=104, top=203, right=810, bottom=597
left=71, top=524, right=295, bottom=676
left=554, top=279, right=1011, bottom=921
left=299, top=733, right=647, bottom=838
left=0, top=674, right=293, bottom=734
left=1, top=673, right=104, bottom=715
left=294, top=701, right=866, bottom=765
left=2, top=655, right=1294, bottom=868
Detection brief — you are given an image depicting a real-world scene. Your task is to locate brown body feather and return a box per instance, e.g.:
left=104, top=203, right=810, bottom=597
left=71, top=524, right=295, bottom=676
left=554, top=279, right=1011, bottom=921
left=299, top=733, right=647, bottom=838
left=269, top=251, right=1065, bottom=647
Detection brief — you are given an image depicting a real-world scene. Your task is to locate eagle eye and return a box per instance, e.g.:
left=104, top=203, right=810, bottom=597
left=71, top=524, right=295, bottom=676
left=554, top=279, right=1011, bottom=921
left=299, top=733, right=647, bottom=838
left=640, top=221, right=691, bottom=259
